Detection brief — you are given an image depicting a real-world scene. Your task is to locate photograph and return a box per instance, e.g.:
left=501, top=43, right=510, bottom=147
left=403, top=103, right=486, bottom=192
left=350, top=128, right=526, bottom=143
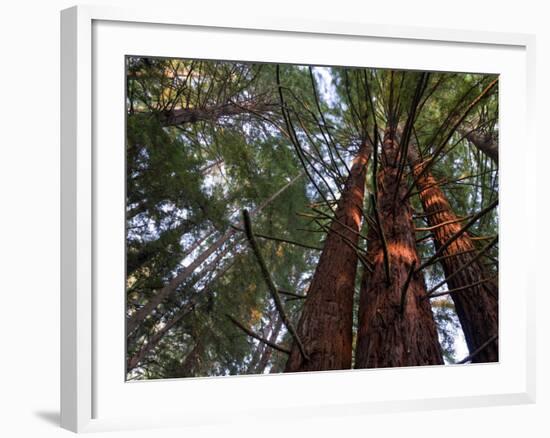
left=125, top=57, right=499, bottom=381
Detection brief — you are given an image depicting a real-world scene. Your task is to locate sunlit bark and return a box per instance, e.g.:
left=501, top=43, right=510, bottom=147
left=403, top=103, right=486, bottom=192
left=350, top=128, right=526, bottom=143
left=408, top=142, right=498, bottom=363
left=285, top=140, right=371, bottom=372
left=355, top=130, right=443, bottom=368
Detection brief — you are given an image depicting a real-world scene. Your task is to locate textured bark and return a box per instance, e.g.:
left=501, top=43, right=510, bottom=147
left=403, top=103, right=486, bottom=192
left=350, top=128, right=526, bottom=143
left=355, top=131, right=443, bottom=369
left=409, top=145, right=498, bottom=363
left=458, top=123, right=498, bottom=164
left=285, top=141, right=371, bottom=372
left=157, top=102, right=277, bottom=126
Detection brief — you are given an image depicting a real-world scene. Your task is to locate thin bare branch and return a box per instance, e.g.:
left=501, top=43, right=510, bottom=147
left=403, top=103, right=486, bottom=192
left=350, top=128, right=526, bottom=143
left=242, top=209, right=309, bottom=361
left=226, top=314, right=291, bottom=355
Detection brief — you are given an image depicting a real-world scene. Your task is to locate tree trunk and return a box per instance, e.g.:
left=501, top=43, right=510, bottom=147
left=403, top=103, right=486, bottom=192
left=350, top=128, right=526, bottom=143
left=127, top=252, right=242, bottom=372
left=126, top=302, right=193, bottom=372
left=355, top=131, right=443, bottom=369
left=255, top=314, right=283, bottom=374
left=175, top=338, right=204, bottom=378
left=285, top=140, right=370, bottom=372
left=246, top=309, right=276, bottom=373
left=157, top=102, right=277, bottom=127
left=458, top=122, right=498, bottom=164
left=408, top=144, right=498, bottom=363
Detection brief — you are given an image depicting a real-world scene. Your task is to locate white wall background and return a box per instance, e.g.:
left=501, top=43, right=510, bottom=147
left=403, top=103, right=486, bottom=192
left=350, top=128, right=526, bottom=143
left=0, top=1, right=546, bottom=436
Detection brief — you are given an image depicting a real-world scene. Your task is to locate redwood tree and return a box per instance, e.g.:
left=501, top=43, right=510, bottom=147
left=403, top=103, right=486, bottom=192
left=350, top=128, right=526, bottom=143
left=355, top=130, right=443, bottom=368
left=125, top=60, right=499, bottom=379
left=408, top=141, right=498, bottom=363
left=285, top=139, right=371, bottom=372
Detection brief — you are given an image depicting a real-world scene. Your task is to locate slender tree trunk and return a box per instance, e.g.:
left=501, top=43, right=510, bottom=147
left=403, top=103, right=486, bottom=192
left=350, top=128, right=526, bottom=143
left=355, top=131, right=443, bottom=369
left=246, top=308, right=276, bottom=373
left=175, top=337, right=204, bottom=378
left=247, top=336, right=267, bottom=374
left=127, top=172, right=304, bottom=336
left=247, top=312, right=283, bottom=374
left=285, top=140, right=371, bottom=372
left=126, top=251, right=242, bottom=372
left=126, top=302, right=193, bottom=372
left=408, top=144, right=498, bottom=363
left=256, top=314, right=283, bottom=373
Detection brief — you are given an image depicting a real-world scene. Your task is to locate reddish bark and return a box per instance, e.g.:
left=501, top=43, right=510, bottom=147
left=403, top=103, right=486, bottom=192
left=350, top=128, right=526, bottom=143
left=285, top=140, right=371, bottom=372
left=409, top=152, right=498, bottom=363
left=355, top=131, right=443, bottom=368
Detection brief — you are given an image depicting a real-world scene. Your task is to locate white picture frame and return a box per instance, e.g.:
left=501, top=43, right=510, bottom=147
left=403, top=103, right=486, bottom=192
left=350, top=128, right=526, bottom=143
left=60, top=4, right=536, bottom=433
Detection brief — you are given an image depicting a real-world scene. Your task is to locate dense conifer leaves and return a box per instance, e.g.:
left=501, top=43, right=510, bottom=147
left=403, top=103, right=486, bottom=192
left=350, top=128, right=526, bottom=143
left=126, top=58, right=498, bottom=379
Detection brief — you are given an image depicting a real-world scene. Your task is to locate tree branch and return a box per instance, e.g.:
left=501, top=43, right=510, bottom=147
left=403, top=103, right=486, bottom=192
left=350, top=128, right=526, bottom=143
left=456, top=334, right=498, bottom=364
left=414, top=215, right=472, bottom=232
left=230, top=225, right=323, bottom=251
left=425, top=275, right=497, bottom=299
left=226, top=314, right=291, bottom=355
left=402, top=78, right=498, bottom=201
left=416, top=199, right=498, bottom=274
left=426, top=236, right=498, bottom=295
left=278, top=289, right=307, bottom=299
left=242, top=209, right=309, bottom=361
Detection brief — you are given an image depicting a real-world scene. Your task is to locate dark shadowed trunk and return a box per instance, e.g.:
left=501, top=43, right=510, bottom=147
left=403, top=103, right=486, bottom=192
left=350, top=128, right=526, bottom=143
left=355, top=131, right=443, bottom=369
left=285, top=140, right=371, bottom=372
left=408, top=144, right=498, bottom=363
left=174, top=337, right=204, bottom=378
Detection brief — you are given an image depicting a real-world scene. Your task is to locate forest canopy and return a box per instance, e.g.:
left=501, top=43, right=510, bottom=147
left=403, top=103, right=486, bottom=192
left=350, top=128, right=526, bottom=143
left=125, top=57, right=498, bottom=380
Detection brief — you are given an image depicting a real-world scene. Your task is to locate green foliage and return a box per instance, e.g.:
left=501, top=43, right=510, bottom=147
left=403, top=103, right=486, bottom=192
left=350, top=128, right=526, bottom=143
left=126, top=57, right=498, bottom=379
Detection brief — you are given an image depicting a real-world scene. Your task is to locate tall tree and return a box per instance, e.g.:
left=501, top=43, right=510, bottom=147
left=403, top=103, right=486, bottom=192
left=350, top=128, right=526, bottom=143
left=285, top=139, right=371, bottom=371
left=125, top=60, right=499, bottom=379
left=408, top=140, right=498, bottom=363
left=355, top=129, right=443, bottom=368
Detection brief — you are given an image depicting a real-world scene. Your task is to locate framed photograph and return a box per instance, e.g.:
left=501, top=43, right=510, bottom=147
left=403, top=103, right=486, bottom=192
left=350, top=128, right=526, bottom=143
left=61, top=4, right=536, bottom=433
